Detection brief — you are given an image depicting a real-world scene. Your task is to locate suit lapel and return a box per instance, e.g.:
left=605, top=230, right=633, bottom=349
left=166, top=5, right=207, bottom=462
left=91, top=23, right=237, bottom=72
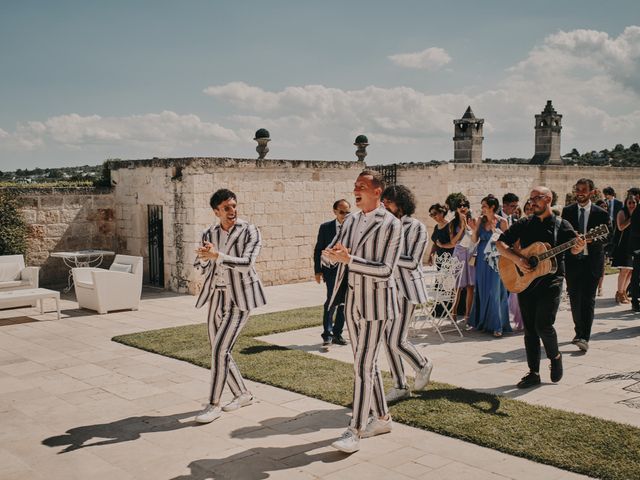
left=225, top=220, right=247, bottom=253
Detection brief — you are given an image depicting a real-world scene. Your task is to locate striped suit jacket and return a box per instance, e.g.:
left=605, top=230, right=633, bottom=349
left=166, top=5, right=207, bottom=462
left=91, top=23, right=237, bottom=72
left=194, top=219, right=267, bottom=312
left=323, top=206, right=403, bottom=321
left=395, top=216, right=429, bottom=304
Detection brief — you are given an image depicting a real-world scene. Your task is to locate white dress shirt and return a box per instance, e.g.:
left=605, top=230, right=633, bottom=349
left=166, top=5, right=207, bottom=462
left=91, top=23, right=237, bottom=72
left=578, top=201, right=592, bottom=256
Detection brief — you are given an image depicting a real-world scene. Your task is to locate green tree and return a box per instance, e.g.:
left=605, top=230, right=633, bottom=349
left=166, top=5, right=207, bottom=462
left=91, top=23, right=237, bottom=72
left=614, top=144, right=625, bottom=152
left=0, top=191, right=28, bottom=255
left=631, top=143, right=640, bottom=152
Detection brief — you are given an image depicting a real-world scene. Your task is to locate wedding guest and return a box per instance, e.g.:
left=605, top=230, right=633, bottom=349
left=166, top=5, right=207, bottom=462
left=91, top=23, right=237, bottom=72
left=612, top=194, right=636, bottom=304
left=468, top=195, right=511, bottom=337
left=523, top=200, right=534, bottom=216
left=439, top=198, right=476, bottom=323
left=595, top=199, right=610, bottom=297
left=426, top=203, right=452, bottom=266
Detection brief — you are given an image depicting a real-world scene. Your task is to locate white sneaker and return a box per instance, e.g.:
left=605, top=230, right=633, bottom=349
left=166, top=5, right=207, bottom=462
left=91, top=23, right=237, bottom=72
left=385, top=387, right=410, bottom=402
left=195, top=404, right=222, bottom=424
left=331, top=427, right=360, bottom=453
left=361, top=415, right=392, bottom=438
left=222, top=392, right=254, bottom=412
left=414, top=360, right=433, bottom=391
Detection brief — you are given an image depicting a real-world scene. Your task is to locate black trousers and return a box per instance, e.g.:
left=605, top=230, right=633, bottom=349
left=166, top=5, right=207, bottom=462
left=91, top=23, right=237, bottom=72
left=518, top=279, right=562, bottom=373
left=322, top=270, right=345, bottom=341
left=631, top=251, right=640, bottom=306
left=565, top=259, right=599, bottom=341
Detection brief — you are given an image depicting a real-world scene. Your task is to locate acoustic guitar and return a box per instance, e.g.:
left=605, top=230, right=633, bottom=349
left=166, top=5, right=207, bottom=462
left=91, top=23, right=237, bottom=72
left=498, top=224, right=609, bottom=293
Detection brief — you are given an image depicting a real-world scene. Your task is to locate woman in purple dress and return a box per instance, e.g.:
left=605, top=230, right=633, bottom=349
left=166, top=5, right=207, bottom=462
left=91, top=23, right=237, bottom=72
left=439, top=198, right=476, bottom=323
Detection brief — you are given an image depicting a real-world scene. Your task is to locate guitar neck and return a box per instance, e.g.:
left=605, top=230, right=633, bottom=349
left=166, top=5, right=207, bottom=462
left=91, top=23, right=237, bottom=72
left=537, top=239, right=577, bottom=261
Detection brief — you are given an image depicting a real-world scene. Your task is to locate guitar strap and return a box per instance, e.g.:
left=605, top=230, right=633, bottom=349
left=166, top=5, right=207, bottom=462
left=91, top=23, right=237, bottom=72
left=553, top=215, right=561, bottom=246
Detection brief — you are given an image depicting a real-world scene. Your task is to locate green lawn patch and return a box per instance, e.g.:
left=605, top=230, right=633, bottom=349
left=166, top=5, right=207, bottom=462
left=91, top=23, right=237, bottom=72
left=113, top=305, right=640, bottom=480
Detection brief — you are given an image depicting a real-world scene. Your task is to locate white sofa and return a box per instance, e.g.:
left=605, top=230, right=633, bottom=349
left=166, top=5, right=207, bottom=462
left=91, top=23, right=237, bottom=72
left=72, top=255, right=143, bottom=314
left=0, top=255, right=40, bottom=307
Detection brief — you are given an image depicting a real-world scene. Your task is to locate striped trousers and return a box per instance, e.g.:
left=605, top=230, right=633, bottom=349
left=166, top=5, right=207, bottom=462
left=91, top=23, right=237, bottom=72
left=385, top=296, right=428, bottom=389
left=206, top=287, right=250, bottom=406
left=345, top=288, right=389, bottom=432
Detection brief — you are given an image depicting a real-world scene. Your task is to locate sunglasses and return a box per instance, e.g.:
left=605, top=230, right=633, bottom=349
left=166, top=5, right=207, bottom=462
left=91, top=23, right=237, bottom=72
left=336, top=209, right=350, bottom=215
left=429, top=211, right=438, bottom=217
left=529, top=195, right=546, bottom=202
left=458, top=204, right=470, bottom=209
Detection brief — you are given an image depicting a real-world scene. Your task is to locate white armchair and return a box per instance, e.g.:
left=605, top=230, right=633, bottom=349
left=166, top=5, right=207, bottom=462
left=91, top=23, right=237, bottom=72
left=0, top=255, right=40, bottom=306
left=72, top=255, right=143, bottom=314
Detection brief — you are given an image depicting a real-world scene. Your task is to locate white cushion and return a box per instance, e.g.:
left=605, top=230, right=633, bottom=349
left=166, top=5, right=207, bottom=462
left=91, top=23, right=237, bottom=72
left=0, top=280, right=23, bottom=288
left=0, top=263, right=20, bottom=282
left=110, top=262, right=132, bottom=273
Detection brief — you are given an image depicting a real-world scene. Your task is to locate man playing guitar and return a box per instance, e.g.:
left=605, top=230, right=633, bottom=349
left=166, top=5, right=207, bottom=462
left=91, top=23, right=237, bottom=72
left=496, top=187, right=585, bottom=388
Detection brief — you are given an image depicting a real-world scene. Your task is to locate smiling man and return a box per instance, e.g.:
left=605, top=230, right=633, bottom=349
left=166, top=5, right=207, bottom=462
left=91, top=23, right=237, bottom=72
left=322, top=170, right=403, bottom=453
left=192, top=188, right=267, bottom=424
left=562, top=179, right=612, bottom=352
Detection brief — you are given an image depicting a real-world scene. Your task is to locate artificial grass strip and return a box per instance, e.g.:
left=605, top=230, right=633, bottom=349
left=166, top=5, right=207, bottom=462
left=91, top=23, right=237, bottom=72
left=113, top=305, right=640, bottom=480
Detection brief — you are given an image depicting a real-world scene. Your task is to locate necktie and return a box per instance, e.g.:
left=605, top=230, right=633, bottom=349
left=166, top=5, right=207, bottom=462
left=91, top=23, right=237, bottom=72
left=578, top=207, right=585, bottom=234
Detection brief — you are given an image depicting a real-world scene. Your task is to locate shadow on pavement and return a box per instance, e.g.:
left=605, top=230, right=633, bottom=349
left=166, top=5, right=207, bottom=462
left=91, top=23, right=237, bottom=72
left=42, top=411, right=199, bottom=453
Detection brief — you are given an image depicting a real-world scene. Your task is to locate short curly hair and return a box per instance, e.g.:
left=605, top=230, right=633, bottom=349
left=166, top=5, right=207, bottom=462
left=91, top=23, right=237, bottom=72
left=381, top=185, right=417, bottom=216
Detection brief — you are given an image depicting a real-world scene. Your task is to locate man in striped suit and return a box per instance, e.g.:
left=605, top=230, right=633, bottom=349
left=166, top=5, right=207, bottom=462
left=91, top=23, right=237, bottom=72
left=323, top=170, right=403, bottom=453
left=381, top=185, right=433, bottom=402
left=193, top=189, right=267, bottom=424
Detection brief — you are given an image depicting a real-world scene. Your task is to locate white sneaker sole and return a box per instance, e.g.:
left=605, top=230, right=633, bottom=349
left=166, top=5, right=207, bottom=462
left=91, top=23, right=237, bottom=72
left=361, top=425, right=392, bottom=438
left=331, top=440, right=360, bottom=453
left=195, top=413, right=222, bottom=424
left=222, top=396, right=255, bottom=412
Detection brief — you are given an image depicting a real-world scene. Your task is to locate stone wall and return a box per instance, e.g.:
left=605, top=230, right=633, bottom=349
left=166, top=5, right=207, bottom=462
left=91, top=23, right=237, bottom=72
left=395, top=163, right=639, bottom=230
left=109, top=158, right=361, bottom=294
left=7, top=188, right=116, bottom=286
left=8, top=159, right=640, bottom=293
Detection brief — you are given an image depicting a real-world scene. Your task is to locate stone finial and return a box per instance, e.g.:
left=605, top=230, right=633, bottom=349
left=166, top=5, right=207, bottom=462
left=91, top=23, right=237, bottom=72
left=354, top=134, right=369, bottom=162
left=254, top=128, right=271, bottom=160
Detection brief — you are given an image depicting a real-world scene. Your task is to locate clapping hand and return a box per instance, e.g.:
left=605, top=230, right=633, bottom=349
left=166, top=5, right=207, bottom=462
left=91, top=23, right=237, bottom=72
left=323, top=243, right=351, bottom=264
left=195, top=241, right=219, bottom=261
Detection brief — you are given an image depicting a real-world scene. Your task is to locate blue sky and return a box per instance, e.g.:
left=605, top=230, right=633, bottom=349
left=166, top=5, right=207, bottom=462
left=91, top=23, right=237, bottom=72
left=1, top=0, right=639, bottom=169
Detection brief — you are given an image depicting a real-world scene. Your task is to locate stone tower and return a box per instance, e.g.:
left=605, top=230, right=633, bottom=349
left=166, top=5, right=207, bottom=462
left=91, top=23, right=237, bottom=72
left=453, top=106, right=484, bottom=163
left=531, top=100, right=562, bottom=165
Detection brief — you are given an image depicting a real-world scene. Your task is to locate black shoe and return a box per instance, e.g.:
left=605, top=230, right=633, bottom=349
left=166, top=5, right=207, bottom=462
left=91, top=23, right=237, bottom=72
left=632, top=303, right=640, bottom=313
left=550, top=354, right=563, bottom=383
left=517, top=371, right=541, bottom=389
left=332, top=336, right=348, bottom=346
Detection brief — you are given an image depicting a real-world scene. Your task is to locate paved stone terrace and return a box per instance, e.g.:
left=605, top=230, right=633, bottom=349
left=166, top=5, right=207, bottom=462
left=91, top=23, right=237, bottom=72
left=1, top=276, right=635, bottom=479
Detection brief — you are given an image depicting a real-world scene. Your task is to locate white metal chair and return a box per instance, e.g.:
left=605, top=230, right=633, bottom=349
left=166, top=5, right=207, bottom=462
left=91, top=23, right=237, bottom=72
left=72, top=255, right=143, bottom=314
left=413, top=256, right=465, bottom=340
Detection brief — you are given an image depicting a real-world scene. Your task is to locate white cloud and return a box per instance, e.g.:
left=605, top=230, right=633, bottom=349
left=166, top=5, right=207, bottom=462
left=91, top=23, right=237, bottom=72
left=0, top=111, right=239, bottom=152
left=200, top=26, right=640, bottom=161
left=388, top=47, right=452, bottom=70
left=2, top=26, right=639, bottom=166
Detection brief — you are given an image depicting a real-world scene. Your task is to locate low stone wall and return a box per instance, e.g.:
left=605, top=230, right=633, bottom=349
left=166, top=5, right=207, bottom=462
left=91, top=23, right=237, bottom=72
left=8, top=159, right=639, bottom=294
left=6, top=187, right=116, bottom=287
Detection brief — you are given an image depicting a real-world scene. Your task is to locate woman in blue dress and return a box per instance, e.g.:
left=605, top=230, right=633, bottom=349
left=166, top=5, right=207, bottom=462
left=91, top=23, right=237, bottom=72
left=468, top=195, right=511, bottom=337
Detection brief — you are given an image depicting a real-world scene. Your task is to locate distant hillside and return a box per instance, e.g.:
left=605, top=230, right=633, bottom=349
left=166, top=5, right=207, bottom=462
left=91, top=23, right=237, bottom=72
left=483, top=143, right=640, bottom=166
left=0, top=162, right=110, bottom=187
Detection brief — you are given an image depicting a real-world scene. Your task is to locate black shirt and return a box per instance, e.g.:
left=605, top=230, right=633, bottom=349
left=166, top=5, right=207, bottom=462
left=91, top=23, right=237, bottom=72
left=431, top=223, right=454, bottom=257
left=499, top=214, right=577, bottom=279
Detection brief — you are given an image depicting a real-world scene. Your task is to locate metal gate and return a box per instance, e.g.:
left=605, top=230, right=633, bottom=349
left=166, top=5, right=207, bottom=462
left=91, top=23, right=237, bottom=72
left=371, top=164, right=397, bottom=187
left=147, top=205, right=164, bottom=287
